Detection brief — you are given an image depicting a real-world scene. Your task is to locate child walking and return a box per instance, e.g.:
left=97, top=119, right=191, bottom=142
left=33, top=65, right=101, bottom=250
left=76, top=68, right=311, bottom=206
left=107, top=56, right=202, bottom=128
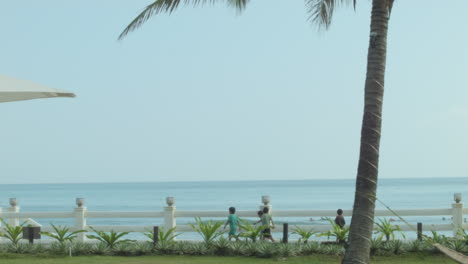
left=256, top=207, right=275, bottom=242
left=224, top=206, right=240, bottom=241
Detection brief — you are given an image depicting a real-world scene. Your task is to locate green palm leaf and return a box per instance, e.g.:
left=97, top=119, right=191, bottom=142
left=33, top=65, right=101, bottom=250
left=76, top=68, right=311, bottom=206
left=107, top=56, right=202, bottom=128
left=305, top=0, right=356, bottom=29
left=41, top=224, right=86, bottom=243
left=118, top=0, right=249, bottom=40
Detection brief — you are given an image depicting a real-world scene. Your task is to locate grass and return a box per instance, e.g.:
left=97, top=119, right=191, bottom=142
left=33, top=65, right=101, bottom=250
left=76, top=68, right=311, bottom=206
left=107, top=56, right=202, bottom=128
left=0, top=254, right=457, bottom=264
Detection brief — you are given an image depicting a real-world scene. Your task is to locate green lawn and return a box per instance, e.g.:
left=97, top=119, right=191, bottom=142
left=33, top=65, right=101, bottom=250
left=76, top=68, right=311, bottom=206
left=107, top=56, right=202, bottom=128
left=0, top=254, right=457, bottom=264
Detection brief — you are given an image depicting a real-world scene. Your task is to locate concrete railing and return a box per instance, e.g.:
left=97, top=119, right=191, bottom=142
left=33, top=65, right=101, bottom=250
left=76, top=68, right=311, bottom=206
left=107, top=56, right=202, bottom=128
left=0, top=194, right=466, bottom=242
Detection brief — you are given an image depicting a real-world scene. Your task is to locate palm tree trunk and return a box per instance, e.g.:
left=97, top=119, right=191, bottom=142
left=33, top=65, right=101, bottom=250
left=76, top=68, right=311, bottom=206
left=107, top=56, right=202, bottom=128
left=343, top=1, right=390, bottom=263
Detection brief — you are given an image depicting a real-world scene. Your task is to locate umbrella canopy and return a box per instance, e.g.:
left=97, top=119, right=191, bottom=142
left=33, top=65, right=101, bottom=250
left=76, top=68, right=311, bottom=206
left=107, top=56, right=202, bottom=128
left=0, top=74, right=75, bottom=103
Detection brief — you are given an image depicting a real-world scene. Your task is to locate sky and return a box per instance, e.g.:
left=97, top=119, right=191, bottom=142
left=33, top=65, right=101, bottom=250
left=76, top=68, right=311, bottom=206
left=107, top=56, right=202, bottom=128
left=0, top=0, right=467, bottom=184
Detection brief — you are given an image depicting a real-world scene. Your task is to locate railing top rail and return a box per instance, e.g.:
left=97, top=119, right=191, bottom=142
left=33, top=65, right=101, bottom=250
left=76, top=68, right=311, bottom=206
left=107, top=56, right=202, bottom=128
left=0, top=208, right=455, bottom=219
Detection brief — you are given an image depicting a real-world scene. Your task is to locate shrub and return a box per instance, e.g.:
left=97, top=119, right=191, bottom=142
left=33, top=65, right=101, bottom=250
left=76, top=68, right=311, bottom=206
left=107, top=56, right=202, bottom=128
left=256, top=242, right=277, bottom=258
left=71, top=242, right=93, bottom=256
left=230, top=241, right=245, bottom=255
left=241, top=242, right=259, bottom=256
left=132, top=242, right=154, bottom=256
left=41, top=224, right=86, bottom=244
left=154, top=240, right=177, bottom=255
left=212, top=237, right=232, bottom=256
left=238, top=219, right=268, bottom=242
left=0, top=219, right=26, bottom=245
left=143, top=226, right=178, bottom=244
left=292, top=226, right=317, bottom=243
left=86, top=227, right=135, bottom=248
left=370, top=237, right=384, bottom=255
left=277, top=243, right=297, bottom=257
left=318, top=218, right=349, bottom=243
left=189, top=217, right=224, bottom=244
left=91, top=242, right=111, bottom=255
left=112, top=242, right=136, bottom=256
left=300, top=241, right=321, bottom=255
left=448, top=239, right=467, bottom=253
left=374, top=218, right=405, bottom=242
left=47, top=242, right=68, bottom=255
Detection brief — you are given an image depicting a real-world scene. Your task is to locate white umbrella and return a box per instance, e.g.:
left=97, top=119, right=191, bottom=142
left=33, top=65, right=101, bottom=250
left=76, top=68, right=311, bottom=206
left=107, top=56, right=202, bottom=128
left=0, top=74, right=75, bottom=103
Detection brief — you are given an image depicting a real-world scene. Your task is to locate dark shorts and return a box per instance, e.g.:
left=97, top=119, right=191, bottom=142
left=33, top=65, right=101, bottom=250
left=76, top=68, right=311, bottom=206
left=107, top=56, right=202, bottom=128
left=262, top=228, right=271, bottom=238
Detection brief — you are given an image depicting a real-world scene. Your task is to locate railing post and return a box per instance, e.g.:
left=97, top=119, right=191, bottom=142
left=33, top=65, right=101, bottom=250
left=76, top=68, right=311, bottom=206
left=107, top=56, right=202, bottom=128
left=452, top=193, right=463, bottom=238
left=417, top=222, right=423, bottom=241
left=164, top=197, right=176, bottom=239
left=74, top=198, right=87, bottom=242
left=282, top=223, right=289, bottom=243
left=7, top=198, right=20, bottom=227
left=260, top=195, right=272, bottom=213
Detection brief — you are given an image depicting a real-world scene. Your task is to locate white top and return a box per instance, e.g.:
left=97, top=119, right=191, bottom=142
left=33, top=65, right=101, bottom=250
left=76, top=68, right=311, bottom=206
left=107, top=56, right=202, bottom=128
left=0, top=74, right=75, bottom=103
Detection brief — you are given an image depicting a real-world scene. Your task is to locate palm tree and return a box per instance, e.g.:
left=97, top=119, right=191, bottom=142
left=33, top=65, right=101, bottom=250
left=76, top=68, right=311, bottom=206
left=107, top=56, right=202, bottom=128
left=119, top=1, right=394, bottom=263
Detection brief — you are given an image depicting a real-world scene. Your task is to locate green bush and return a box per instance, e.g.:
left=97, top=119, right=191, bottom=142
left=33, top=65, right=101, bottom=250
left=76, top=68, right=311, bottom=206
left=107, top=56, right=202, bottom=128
left=41, top=224, right=86, bottom=244
left=189, top=217, right=225, bottom=244
left=143, top=227, right=178, bottom=244
left=91, top=242, right=111, bottom=255
left=112, top=242, right=137, bottom=256
left=256, top=242, right=277, bottom=258
left=86, top=227, right=135, bottom=248
left=374, top=218, right=405, bottom=242
left=132, top=242, right=154, bottom=256
left=71, top=242, right=93, bottom=256
left=212, top=237, right=232, bottom=256
left=154, top=240, right=177, bottom=255
left=238, top=219, right=267, bottom=242
left=318, top=218, right=349, bottom=243
left=300, top=241, right=321, bottom=255
left=277, top=243, right=297, bottom=257
left=292, top=226, right=318, bottom=243
left=0, top=219, right=26, bottom=245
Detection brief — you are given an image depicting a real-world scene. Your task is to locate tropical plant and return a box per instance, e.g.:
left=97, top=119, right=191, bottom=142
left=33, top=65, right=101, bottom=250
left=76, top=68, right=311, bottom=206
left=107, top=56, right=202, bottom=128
left=48, top=242, right=68, bottom=255
left=382, top=239, right=405, bottom=255
left=292, top=226, right=317, bottom=243
left=238, top=219, right=267, bottom=242
left=319, top=218, right=350, bottom=243
left=71, top=242, right=93, bottom=256
left=154, top=240, right=177, bottom=255
left=40, top=224, right=86, bottom=244
left=407, top=240, right=427, bottom=253
left=370, top=237, right=383, bottom=256
left=118, top=1, right=396, bottom=262
left=143, top=226, right=178, bottom=244
left=91, top=242, right=110, bottom=255
left=0, top=219, right=26, bottom=245
left=241, top=242, right=259, bottom=257
left=212, top=237, right=232, bottom=256
left=86, top=227, right=135, bottom=248
left=230, top=241, right=245, bottom=255
left=189, top=217, right=225, bottom=244
left=458, top=229, right=468, bottom=244
left=448, top=239, right=467, bottom=253
left=374, top=218, right=406, bottom=242
left=300, top=241, right=321, bottom=255
left=132, top=242, right=155, bottom=256
left=256, top=242, right=277, bottom=258
left=112, top=242, right=136, bottom=256
left=277, top=243, right=297, bottom=257
left=427, top=230, right=449, bottom=244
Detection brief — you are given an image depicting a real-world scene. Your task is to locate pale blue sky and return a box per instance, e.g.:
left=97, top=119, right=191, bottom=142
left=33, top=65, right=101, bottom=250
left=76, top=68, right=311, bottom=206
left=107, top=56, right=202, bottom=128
left=1, top=0, right=467, bottom=184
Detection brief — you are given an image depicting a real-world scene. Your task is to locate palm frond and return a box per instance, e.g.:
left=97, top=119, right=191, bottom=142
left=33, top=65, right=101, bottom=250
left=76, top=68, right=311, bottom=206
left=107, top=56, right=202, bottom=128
left=119, top=0, right=250, bottom=40
left=305, top=0, right=355, bottom=29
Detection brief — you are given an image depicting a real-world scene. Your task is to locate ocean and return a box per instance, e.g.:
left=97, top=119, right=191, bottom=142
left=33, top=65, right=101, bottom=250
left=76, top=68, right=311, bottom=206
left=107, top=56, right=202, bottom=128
left=0, top=177, right=466, bottom=240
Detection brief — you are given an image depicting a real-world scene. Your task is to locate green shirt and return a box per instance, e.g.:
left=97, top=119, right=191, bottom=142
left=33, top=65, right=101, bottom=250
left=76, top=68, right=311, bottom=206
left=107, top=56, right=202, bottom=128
left=227, top=214, right=238, bottom=233
left=261, top=213, right=272, bottom=226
